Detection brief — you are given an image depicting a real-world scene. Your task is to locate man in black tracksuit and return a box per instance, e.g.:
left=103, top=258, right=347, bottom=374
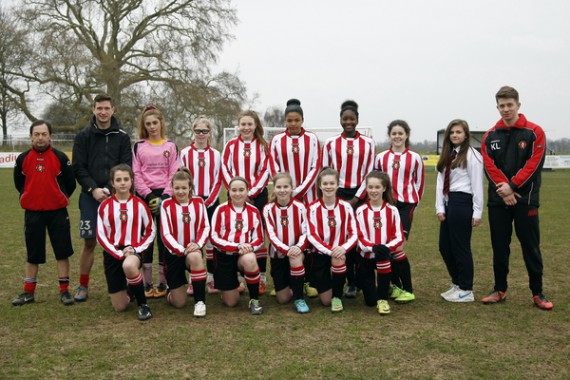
left=480, top=86, right=553, bottom=310
left=72, top=93, right=132, bottom=302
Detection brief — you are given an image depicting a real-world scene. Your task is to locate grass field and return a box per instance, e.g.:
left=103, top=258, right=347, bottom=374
left=0, top=168, right=568, bottom=379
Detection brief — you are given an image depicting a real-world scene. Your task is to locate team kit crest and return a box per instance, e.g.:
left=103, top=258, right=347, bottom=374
left=120, top=209, right=128, bottom=222
left=182, top=212, right=191, bottom=224
left=392, top=158, right=401, bottom=170
left=292, top=142, right=300, bottom=154
left=373, top=217, right=382, bottom=230
left=346, top=145, right=354, bottom=155
left=235, top=218, right=244, bottom=231
left=280, top=215, right=289, bottom=227
left=518, top=140, right=527, bottom=149
left=243, top=147, right=251, bottom=157
left=36, top=163, right=45, bottom=172
left=198, top=157, right=206, bottom=168
left=163, top=151, right=170, bottom=158
left=327, top=215, right=336, bottom=228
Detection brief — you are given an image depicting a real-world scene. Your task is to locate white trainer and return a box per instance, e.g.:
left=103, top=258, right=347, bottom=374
left=193, top=301, right=206, bottom=317
left=440, top=284, right=459, bottom=299
left=444, top=288, right=474, bottom=303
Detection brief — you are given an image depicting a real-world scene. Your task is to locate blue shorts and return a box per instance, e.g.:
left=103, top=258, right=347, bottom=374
left=79, top=192, right=101, bottom=239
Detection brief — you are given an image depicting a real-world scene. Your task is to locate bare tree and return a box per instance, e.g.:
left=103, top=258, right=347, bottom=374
left=263, top=106, right=285, bottom=130
left=11, top=0, right=243, bottom=134
left=0, top=7, right=35, bottom=143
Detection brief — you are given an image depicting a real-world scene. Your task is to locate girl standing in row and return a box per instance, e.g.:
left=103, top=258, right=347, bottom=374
left=222, top=111, right=270, bottom=294
left=306, top=168, right=357, bottom=312
left=210, top=177, right=265, bottom=315
left=160, top=168, right=211, bottom=316
left=132, top=105, right=179, bottom=298
left=96, top=164, right=156, bottom=321
left=322, top=100, right=375, bottom=298
left=436, top=119, right=483, bottom=302
left=374, top=120, right=424, bottom=303
left=355, top=171, right=404, bottom=315
left=179, top=117, right=222, bottom=295
left=263, top=173, right=310, bottom=313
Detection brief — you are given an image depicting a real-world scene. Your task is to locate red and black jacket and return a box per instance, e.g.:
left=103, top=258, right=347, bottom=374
left=14, top=146, right=76, bottom=211
left=481, top=114, right=545, bottom=207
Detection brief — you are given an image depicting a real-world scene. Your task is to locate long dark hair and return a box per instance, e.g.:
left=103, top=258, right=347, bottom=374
left=436, top=119, right=471, bottom=173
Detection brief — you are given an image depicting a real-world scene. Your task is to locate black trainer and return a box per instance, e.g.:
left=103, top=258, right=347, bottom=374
left=12, top=292, right=35, bottom=306
left=138, top=304, right=153, bottom=321
left=60, top=291, right=75, bottom=306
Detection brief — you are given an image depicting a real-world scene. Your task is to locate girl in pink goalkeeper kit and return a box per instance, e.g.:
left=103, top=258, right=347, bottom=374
left=132, top=106, right=179, bottom=299
left=374, top=120, right=424, bottom=304
left=160, top=168, right=210, bottom=317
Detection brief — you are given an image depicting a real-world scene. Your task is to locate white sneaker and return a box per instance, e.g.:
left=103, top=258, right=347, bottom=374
left=440, top=284, right=459, bottom=299
left=444, top=288, right=474, bottom=303
left=193, top=301, right=206, bottom=317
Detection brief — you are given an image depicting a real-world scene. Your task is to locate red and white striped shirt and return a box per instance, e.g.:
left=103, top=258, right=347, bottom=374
left=306, top=198, right=357, bottom=256
left=262, top=199, right=308, bottom=259
left=96, top=195, right=156, bottom=260
left=322, top=132, right=375, bottom=199
left=222, top=136, right=270, bottom=198
left=160, top=196, right=211, bottom=256
left=210, top=201, right=265, bottom=254
left=269, top=128, right=321, bottom=204
left=374, top=148, right=425, bottom=204
left=355, top=200, right=404, bottom=259
left=179, top=143, right=222, bottom=208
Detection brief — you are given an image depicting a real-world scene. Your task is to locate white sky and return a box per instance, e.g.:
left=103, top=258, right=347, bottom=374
left=215, top=0, right=570, bottom=142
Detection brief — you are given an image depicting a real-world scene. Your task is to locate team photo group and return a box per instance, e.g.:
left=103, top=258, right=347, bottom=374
left=12, top=85, right=554, bottom=321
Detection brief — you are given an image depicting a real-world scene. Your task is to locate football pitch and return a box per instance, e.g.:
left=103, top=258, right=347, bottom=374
left=1, top=168, right=568, bottom=379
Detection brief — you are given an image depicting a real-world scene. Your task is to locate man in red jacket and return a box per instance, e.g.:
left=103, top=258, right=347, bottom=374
left=12, top=120, right=77, bottom=306
left=480, top=86, right=553, bottom=310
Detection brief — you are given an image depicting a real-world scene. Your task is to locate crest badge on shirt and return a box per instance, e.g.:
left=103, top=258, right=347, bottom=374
left=518, top=141, right=527, bottom=150
left=183, top=212, right=191, bottom=224
left=235, top=218, right=244, bottom=231
left=292, top=142, right=300, bottom=154
left=373, top=217, right=382, bottom=230
left=120, top=209, right=128, bottom=222
left=327, top=215, right=336, bottom=228
left=163, top=151, right=170, bottom=158
left=392, top=158, right=400, bottom=170
left=36, top=163, right=45, bottom=172
left=280, top=215, right=289, bottom=227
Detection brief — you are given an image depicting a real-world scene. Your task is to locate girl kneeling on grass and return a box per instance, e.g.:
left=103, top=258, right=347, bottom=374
left=210, top=176, right=265, bottom=315
left=355, top=172, right=404, bottom=315
left=160, top=168, right=211, bottom=317
left=96, top=164, right=156, bottom=321
left=262, top=172, right=310, bottom=314
left=306, top=168, right=357, bottom=313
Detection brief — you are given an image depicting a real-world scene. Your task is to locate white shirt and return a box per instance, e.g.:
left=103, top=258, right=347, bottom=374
left=435, top=146, right=484, bottom=219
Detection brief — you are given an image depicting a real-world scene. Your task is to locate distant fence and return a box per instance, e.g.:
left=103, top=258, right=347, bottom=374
left=3, top=150, right=569, bottom=170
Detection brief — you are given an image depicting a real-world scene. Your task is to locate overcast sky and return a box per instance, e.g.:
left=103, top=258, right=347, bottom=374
left=215, top=0, right=570, bottom=142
